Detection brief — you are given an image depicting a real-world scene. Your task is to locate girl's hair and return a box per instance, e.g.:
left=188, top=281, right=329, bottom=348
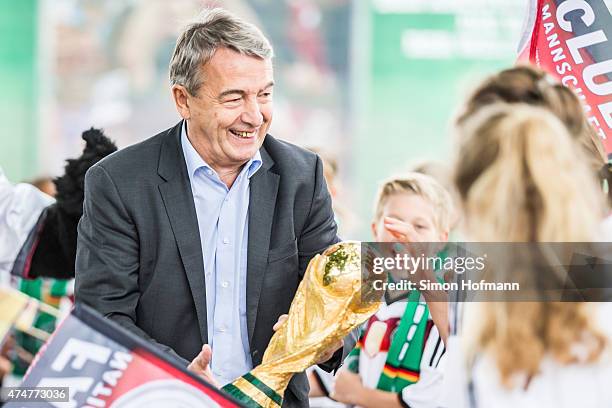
left=453, top=103, right=607, bottom=387
left=457, top=65, right=610, bottom=205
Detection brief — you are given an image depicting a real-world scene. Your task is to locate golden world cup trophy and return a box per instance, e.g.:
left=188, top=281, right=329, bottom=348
left=222, top=241, right=380, bottom=407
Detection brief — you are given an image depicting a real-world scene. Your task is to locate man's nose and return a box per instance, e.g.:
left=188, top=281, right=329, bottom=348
left=241, top=97, right=264, bottom=128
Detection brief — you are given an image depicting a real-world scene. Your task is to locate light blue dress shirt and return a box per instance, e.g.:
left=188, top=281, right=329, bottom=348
left=181, top=123, right=262, bottom=386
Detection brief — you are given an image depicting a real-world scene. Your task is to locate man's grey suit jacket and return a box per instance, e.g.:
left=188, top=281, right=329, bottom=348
left=75, top=121, right=348, bottom=406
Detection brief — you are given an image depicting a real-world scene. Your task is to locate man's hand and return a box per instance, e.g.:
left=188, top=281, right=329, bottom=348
left=272, top=314, right=289, bottom=331
left=187, top=344, right=220, bottom=388
left=273, top=314, right=343, bottom=365
left=330, top=368, right=364, bottom=405
left=315, top=339, right=343, bottom=365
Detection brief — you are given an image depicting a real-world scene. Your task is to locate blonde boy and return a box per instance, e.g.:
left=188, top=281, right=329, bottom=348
left=331, top=172, right=453, bottom=408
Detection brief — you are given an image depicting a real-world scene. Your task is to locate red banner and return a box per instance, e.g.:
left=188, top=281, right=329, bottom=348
left=6, top=304, right=244, bottom=407
left=518, top=0, right=612, bottom=156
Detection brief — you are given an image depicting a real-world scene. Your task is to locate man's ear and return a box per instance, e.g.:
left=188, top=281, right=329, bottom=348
left=172, top=85, right=191, bottom=120
left=440, top=230, right=449, bottom=243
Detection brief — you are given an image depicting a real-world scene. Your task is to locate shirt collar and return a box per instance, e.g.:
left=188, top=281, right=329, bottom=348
left=181, top=121, right=262, bottom=179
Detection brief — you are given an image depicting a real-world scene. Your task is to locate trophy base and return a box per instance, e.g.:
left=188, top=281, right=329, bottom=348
left=222, top=372, right=286, bottom=408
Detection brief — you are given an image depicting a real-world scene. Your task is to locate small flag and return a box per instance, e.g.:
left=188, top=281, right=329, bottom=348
left=5, top=304, right=245, bottom=407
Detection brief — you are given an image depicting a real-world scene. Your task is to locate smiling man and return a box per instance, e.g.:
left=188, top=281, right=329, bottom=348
left=75, top=8, right=349, bottom=407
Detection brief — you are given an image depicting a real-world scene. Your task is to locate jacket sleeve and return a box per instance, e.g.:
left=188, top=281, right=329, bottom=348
left=75, top=164, right=188, bottom=365
left=297, top=155, right=341, bottom=277
left=296, top=155, right=354, bottom=372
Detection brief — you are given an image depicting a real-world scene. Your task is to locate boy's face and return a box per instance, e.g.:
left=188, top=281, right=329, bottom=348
left=371, top=193, right=448, bottom=243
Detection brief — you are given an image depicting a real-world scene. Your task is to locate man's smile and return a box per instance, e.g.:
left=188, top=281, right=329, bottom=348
left=229, top=129, right=258, bottom=139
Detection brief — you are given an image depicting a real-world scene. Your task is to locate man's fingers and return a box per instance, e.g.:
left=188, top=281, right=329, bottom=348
left=331, top=339, right=343, bottom=357
left=187, top=345, right=221, bottom=388
left=320, top=350, right=333, bottom=362
left=273, top=314, right=289, bottom=331
left=188, top=354, right=206, bottom=372
left=317, top=339, right=344, bottom=364
left=188, top=344, right=212, bottom=372
left=328, top=339, right=343, bottom=353
left=326, top=340, right=343, bottom=357
left=201, top=344, right=212, bottom=366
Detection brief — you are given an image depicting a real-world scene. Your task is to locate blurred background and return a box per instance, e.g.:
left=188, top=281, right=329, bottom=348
left=0, top=0, right=527, bottom=239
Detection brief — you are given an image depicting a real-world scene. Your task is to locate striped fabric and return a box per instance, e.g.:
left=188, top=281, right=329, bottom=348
left=223, top=373, right=284, bottom=408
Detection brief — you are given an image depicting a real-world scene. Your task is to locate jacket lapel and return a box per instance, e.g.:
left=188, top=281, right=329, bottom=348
left=157, top=121, right=208, bottom=344
left=247, top=144, right=279, bottom=345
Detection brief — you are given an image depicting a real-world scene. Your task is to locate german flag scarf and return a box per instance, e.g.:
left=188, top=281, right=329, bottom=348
left=347, top=289, right=429, bottom=392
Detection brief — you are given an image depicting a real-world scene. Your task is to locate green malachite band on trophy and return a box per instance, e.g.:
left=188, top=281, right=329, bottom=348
left=222, top=373, right=283, bottom=408
left=222, top=383, right=264, bottom=408
left=242, top=373, right=283, bottom=406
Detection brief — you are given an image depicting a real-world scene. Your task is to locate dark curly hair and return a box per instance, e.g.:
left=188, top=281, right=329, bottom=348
left=27, top=128, right=117, bottom=279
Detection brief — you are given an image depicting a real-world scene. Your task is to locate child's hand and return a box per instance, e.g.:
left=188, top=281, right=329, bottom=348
left=383, top=219, right=444, bottom=287
left=330, top=368, right=364, bottom=405
left=383, top=216, right=417, bottom=242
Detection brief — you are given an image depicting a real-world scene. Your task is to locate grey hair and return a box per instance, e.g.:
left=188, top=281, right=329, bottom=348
left=169, top=8, right=274, bottom=95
